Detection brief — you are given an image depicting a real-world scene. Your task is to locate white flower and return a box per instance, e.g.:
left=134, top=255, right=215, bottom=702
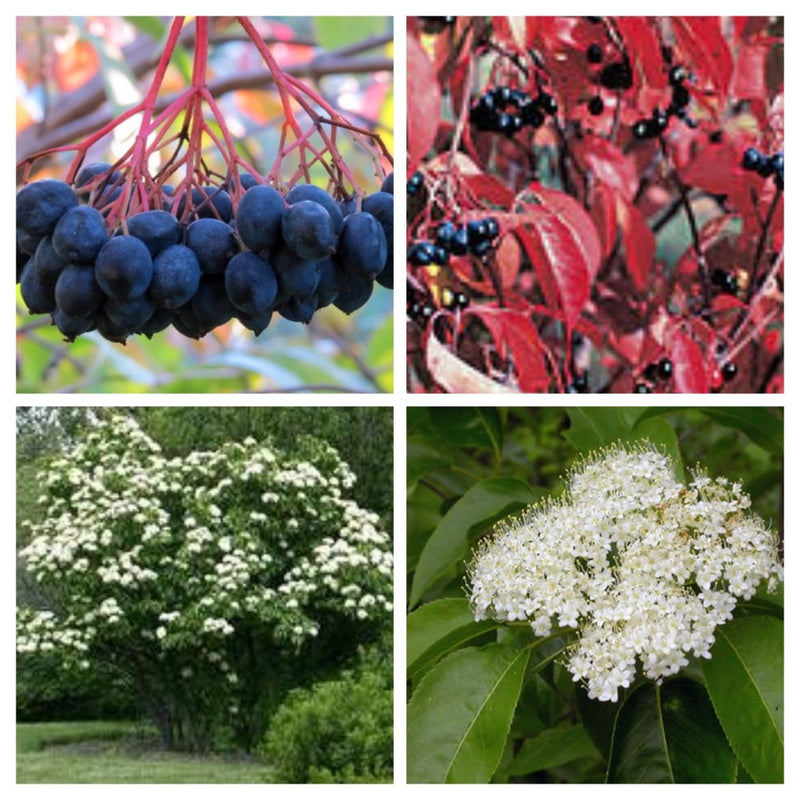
left=467, top=442, right=783, bottom=703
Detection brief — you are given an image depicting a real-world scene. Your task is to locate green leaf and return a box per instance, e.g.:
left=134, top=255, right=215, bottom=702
left=699, top=408, right=783, bottom=456
left=576, top=686, right=623, bottom=762
left=407, top=436, right=453, bottom=487
left=563, top=408, right=634, bottom=451
left=637, top=407, right=783, bottom=457
left=702, top=616, right=783, bottom=783
left=407, top=638, right=531, bottom=783
left=407, top=598, right=498, bottom=678
left=427, top=408, right=499, bottom=451
left=608, top=678, right=737, bottom=783
left=476, top=408, right=503, bottom=464
left=508, top=724, right=600, bottom=776
left=409, top=478, right=543, bottom=608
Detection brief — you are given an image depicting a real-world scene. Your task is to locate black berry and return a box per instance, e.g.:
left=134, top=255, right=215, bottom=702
left=586, top=43, right=604, bottom=64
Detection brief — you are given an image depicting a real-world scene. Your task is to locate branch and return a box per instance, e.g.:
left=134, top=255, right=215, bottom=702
left=17, top=29, right=393, bottom=163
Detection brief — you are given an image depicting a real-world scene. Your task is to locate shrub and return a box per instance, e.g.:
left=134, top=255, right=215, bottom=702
left=260, top=669, right=392, bottom=783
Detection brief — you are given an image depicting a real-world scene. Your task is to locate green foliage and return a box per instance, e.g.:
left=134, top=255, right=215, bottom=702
left=406, top=407, right=783, bottom=784
left=260, top=668, right=392, bottom=783
left=702, top=617, right=784, bottom=782
left=16, top=652, right=135, bottom=722
left=606, top=679, right=737, bottom=783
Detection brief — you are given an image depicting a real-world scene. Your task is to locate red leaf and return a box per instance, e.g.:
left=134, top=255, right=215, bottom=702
left=668, top=329, right=708, bottom=393
left=615, top=196, right=655, bottom=291
left=407, top=31, right=441, bottom=174
left=495, top=233, right=521, bottom=291
left=462, top=173, right=516, bottom=208
left=467, top=307, right=551, bottom=392
left=573, top=135, right=638, bottom=202
left=514, top=207, right=589, bottom=329
left=590, top=183, right=618, bottom=260
left=671, top=17, right=733, bottom=100
left=616, top=17, right=668, bottom=92
left=520, top=183, right=602, bottom=281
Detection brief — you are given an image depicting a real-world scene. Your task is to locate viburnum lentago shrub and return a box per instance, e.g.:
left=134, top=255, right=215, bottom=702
left=467, top=443, right=782, bottom=703
left=16, top=413, right=393, bottom=749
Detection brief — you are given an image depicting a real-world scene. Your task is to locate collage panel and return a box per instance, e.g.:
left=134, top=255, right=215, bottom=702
left=16, top=16, right=394, bottom=394
left=407, top=406, right=783, bottom=783
left=406, top=16, right=783, bottom=394
left=16, top=406, right=393, bottom=783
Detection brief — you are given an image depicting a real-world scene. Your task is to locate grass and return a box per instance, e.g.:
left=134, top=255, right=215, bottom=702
left=17, top=721, right=275, bottom=784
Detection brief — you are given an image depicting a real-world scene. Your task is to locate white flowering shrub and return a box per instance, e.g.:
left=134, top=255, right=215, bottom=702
left=17, top=413, right=393, bottom=750
left=467, top=443, right=783, bottom=703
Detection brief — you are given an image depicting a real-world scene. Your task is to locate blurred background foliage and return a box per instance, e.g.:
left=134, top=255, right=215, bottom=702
left=16, top=16, right=393, bottom=393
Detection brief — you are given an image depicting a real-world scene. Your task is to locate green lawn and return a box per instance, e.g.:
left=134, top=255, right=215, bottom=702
left=17, top=721, right=275, bottom=783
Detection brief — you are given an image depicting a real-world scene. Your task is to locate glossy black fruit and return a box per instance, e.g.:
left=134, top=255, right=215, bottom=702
left=337, top=212, right=388, bottom=278
left=588, top=95, right=604, bottom=116
left=33, top=237, right=69, bottom=284
left=271, top=246, right=320, bottom=300
left=51, top=205, right=109, bottom=265
left=286, top=184, right=344, bottom=235
left=95, top=235, right=154, bottom=300
left=333, top=272, right=374, bottom=314
left=175, top=186, right=233, bottom=222
left=361, top=191, right=394, bottom=270
left=599, top=59, right=633, bottom=90
left=52, top=308, right=98, bottom=341
left=17, top=179, right=78, bottom=237
left=236, top=307, right=273, bottom=335
left=586, top=43, right=603, bottom=64
left=281, top=199, right=337, bottom=261
left=150, top=244, right=202, bottom=310
left=137, top=307, right=175, bottom=339
left=279, top=294, right=318, bottom=324
left=104, top=293, right=156, bottom=330
left=741, top=147, right=762, bottom=171
left=20, top=259, right=57, bottom=315
left=225, top=252, right=280, bottom=314
left=125, top=210, right=182, bottom=258
left=657, top=358, right=673, bottom=379
left=236, top=185, right=286, bottom=253
left=407, top=172, right=424, bottom=195
left=55, top=264, right=106, bottom=318
left=316, top=258, right=343, bottom=306
left=186, top=218, right=239, bottom=274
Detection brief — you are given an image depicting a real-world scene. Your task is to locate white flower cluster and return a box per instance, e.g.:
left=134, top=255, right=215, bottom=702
left=18, top=413, right=393, bottom=666
left=467, top=443, right=783, bottom=703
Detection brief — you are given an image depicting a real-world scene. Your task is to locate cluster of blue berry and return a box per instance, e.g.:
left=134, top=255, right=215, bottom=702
left=408, top=217, right=500, bottom=267
left=741, top=147, right=784, bottom=190
left=470, top=86, right=558, bottom=136
left=630, top=66, right=692, bottom=139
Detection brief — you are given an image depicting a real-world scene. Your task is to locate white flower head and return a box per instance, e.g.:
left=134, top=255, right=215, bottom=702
left=467, top=442, right=782, bottom=702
